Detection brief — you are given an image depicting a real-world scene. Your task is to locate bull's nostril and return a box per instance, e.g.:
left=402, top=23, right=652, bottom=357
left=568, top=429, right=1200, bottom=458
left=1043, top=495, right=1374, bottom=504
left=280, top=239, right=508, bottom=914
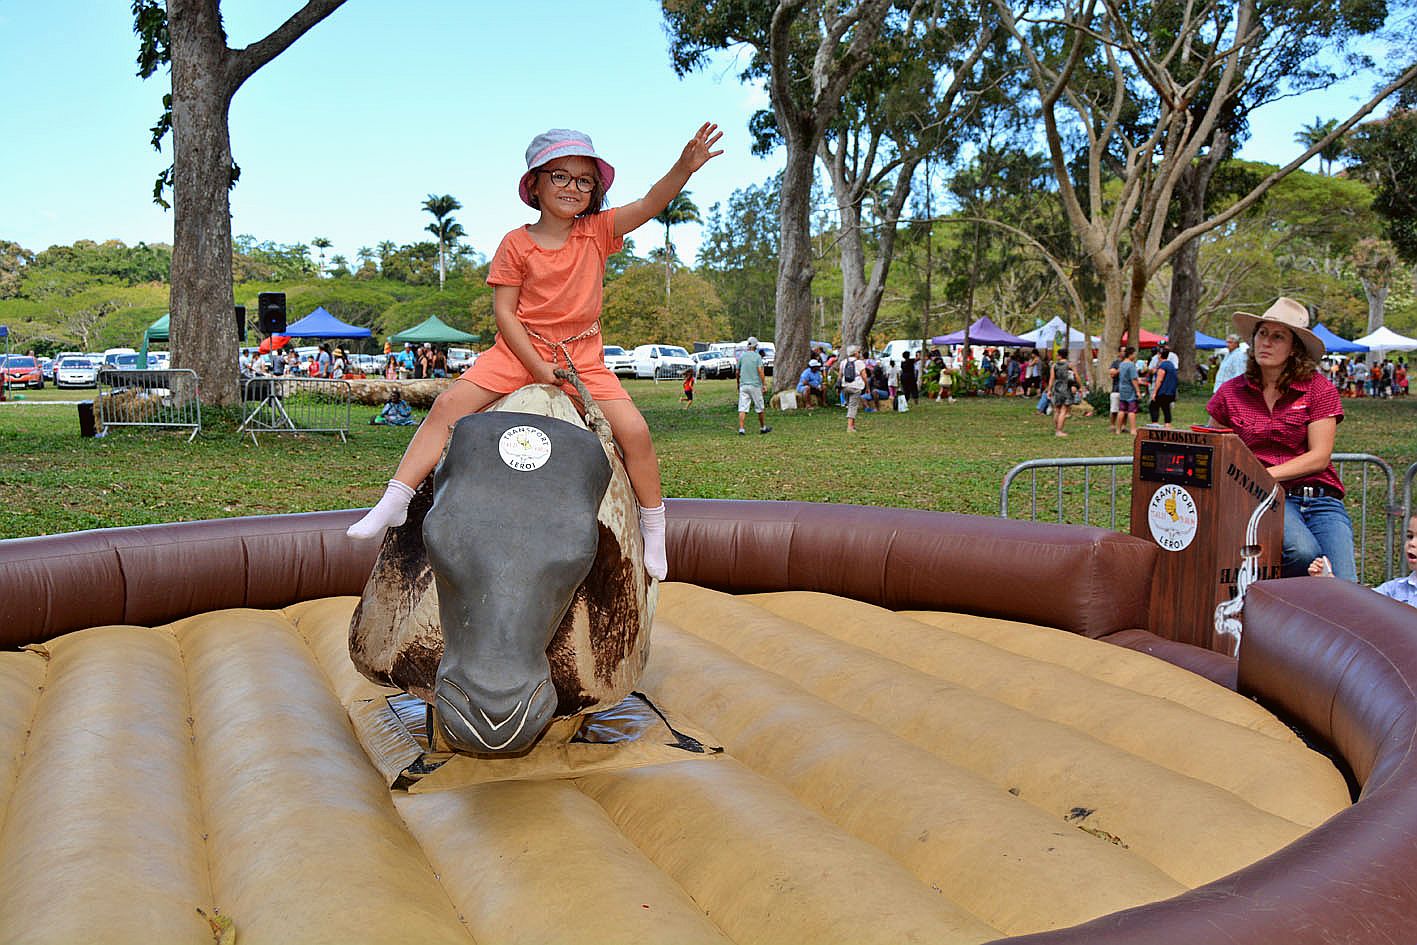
left=441, top=676, right=472, bottom=703
left=436, top=678, right=552, bottom=752
left=479, top=702, right=525, bottom=732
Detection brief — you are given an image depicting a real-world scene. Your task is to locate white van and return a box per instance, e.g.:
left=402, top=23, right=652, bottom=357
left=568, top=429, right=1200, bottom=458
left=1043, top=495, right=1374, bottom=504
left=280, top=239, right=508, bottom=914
left=878, top=339, right=927, bottom=365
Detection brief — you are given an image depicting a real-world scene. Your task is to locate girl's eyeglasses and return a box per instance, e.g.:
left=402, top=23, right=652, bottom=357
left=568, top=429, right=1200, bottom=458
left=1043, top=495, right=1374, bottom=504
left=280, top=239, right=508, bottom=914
left=536, top=169, right=596, bottom=193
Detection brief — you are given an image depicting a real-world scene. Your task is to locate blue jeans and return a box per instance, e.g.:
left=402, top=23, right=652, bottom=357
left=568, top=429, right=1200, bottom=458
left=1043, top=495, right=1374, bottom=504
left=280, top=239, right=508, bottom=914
left=1283, top=495, right=1356, bottom=581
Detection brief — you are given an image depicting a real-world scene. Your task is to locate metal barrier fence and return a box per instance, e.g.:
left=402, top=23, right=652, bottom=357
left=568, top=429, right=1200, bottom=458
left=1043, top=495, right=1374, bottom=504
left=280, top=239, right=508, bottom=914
left=95, top=368, right=201, bottom=442
left=1001, top=452, right=1402, bottom=584
left=1405, top=463, right=1416, bottom=520
left=239, top=376, right=351, bottom=444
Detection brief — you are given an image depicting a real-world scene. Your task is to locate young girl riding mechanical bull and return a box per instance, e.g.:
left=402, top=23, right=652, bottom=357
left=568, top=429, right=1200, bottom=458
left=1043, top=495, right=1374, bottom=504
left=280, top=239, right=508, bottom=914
left=347, top=123, right=724, bottom=580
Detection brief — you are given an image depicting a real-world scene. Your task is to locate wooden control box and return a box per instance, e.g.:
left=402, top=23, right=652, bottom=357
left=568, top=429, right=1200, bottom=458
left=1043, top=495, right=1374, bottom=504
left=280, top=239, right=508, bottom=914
left=1129, top=427, right=1284, bottom=651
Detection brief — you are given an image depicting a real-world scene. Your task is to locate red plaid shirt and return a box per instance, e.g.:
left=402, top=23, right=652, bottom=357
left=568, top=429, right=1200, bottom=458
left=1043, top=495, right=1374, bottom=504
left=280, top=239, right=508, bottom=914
left=1206, top=372, right=1345, bottom=495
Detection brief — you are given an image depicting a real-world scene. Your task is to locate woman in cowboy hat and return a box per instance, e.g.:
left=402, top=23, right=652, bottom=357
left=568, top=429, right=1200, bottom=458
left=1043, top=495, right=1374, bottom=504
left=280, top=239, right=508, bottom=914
left=1206, top=297, right=1356, bottom=581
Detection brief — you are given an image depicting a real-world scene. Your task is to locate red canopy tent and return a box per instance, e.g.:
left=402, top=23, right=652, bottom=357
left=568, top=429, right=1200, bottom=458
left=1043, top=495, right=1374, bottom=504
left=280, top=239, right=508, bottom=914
left=1120, top=327, right=1165, bottom=346
left=257, top=335, right=291, bottom=354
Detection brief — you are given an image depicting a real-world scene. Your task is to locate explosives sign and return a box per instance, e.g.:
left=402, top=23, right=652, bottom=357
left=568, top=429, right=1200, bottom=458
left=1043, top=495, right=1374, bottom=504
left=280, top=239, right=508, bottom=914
left=1147, top=484, right=1199, bottom=552
left=498, top=425, right=552, bottom=471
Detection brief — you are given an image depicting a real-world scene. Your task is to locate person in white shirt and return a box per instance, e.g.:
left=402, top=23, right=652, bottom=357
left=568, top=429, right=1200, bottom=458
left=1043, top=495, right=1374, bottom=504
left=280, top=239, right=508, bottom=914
left=1312, top=513, right=1417, bottom=608
left=1212, top=333, right=1248, bottom=392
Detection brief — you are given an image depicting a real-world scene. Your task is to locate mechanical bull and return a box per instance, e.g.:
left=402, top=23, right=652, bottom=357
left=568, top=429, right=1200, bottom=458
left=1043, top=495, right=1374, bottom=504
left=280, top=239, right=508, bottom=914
left=349, top=384, right=657, bottom=755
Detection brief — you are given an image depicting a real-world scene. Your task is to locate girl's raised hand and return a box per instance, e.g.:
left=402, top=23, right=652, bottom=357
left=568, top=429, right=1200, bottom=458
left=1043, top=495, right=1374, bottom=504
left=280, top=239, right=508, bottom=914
left=679, top=122, right=724, bottom=173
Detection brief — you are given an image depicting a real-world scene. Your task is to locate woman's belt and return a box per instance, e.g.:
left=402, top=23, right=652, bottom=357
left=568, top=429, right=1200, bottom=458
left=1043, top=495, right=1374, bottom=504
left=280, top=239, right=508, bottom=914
left=1291, top=483, right=1342, bottom=499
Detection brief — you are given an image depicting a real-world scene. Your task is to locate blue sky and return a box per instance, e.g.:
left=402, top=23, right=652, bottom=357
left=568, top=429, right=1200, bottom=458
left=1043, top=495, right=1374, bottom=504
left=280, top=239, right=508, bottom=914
left=0, top=1, right=1402, bottom=269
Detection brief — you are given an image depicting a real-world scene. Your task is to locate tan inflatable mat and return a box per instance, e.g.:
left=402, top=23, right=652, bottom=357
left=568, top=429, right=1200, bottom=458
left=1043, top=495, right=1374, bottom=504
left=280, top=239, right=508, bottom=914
left=0, top=585, right=1350, bottom=945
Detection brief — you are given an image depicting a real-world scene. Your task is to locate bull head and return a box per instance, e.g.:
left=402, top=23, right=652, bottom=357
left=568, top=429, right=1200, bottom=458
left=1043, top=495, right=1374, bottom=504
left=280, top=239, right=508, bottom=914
left=421, top=412, right=611, bottom=754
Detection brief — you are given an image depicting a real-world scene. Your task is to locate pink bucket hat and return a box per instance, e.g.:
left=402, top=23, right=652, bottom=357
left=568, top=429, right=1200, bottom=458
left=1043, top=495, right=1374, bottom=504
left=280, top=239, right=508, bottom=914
left=518, top=128, right=616, bottom=208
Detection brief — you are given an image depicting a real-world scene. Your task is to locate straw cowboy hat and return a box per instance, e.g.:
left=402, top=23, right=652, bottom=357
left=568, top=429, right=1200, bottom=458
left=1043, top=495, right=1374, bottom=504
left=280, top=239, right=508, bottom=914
left=1233, top=297, right=1325, bottom=362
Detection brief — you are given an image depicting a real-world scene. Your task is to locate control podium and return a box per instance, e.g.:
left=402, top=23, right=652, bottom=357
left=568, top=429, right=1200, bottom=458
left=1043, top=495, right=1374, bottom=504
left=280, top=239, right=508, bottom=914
left=1129, top=427, right=1283, bottom=652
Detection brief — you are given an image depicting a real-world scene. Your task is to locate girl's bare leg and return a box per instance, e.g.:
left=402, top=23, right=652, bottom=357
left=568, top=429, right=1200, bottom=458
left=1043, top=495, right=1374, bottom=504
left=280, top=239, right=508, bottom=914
left=346, top=380, right=503, bottom=539
left=599, top=399, right=667, bottom=578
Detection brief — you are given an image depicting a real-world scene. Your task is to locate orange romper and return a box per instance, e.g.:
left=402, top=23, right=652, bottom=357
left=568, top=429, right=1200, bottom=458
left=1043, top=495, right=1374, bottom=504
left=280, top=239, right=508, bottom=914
left=465, top=208, right=629, bottom=402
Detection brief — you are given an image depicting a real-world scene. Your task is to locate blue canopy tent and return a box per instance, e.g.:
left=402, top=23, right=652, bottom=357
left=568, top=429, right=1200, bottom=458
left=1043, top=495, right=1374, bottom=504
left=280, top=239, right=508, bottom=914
left=1193, top=330, right=1228, bottom=350
left=931, top=316, right=1035, bottom=347
left=1311, top=323, right=1367, bottom=354
left=280, top=307, right=371, bottom=338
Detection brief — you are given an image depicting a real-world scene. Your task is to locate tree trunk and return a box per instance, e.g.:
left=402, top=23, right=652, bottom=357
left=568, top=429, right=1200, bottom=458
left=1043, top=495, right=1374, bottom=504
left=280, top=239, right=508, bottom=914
left=774, top=136, right=817, bottom=393
left=1168, top=234, right=1202, bottom=379
left=1165, top=143, right=1225, bottom=381
left=1363, top=278, right=1389, bottom=335
left=834, top=187, right=869, bottom=350
left=664, top=224, right=673, bottom=300
left=169, top=0, right=238, bottom=407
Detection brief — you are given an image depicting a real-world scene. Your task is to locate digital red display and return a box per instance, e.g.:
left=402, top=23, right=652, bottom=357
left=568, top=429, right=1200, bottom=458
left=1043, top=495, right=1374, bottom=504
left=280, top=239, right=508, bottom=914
left=1139, top=442, right=1213, bottom=487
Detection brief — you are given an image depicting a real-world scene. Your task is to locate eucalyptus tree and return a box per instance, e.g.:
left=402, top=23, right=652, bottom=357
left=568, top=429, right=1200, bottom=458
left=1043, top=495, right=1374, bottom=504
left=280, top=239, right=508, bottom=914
left=994, top=0, right=1417, bottom=385
left=663, top=0, right=897, bottom=392
left=1352, top=237, right=1401, bottom=334
left=653, top=192, right=702, bottom=299
left=422, top=194, right=463, bottom=290
left=133, top=0, right=348, bottom=406
left=1346, top=109, right=1417, bottom=264
left=813, top=2, right=1002, bottom=352
left=1156, top=1, right=1393, bottom=379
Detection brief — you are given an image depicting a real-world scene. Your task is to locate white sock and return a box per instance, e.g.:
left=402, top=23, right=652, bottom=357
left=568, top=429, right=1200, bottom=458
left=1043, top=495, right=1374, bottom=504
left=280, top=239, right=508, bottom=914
left=347, top=479, right=416, bottom=540
left=639, top=504, right=667, bottom=580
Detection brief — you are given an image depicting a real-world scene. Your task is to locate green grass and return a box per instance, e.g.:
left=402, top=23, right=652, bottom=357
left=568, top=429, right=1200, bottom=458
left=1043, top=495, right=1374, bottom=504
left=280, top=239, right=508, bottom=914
left=3, top=379, right=1415, bottom=566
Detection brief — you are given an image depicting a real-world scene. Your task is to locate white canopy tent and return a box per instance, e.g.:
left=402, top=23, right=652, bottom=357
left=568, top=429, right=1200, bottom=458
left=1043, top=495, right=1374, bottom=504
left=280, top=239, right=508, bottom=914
left=1352, top=326, right=1417, bottom=356
left=1017, top=316, right=1099, bottom=349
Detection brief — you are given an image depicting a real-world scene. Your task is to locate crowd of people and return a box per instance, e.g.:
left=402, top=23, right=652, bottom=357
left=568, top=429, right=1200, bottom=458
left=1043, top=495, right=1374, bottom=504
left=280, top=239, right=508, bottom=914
left=239, top=341, right=455, bottom=381
left=1325, top=356, right=1409, bottom=398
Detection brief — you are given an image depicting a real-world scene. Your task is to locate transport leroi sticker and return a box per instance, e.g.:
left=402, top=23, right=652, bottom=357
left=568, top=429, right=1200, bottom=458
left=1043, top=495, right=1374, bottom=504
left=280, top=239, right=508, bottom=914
left=1148, top=483, right=1198, bottom=552
left=498, top=425, right=552, bottom=472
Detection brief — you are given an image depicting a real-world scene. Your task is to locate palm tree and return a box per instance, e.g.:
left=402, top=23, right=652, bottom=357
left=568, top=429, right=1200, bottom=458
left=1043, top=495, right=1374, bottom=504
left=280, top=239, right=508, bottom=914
left=425, top=218, right=466, bottom=287
left=1295, top=117, right=1344, bottom=176
left=653, top=192, right=701, bottom=299
left=311, top=236, right=332, bottom=276
left=422, top=194, right=463, bottom=290
left=375, top=240, right=397, bottom=273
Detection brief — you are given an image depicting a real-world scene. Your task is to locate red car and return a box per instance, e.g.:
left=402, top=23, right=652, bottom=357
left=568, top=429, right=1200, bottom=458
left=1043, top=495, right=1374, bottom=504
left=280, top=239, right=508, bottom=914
left=1, top=356, right=45, bottom=389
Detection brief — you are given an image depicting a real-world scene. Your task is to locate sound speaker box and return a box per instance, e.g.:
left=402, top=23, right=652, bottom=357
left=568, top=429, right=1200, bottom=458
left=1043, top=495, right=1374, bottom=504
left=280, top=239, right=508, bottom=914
left=235, top=305, right=246, bottom=342
left=257, top=293, right=287, bottom=335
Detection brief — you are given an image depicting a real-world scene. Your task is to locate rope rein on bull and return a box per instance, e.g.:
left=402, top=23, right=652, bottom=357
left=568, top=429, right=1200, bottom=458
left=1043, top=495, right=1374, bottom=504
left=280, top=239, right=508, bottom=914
left=523, top=322, right=614, bottom=445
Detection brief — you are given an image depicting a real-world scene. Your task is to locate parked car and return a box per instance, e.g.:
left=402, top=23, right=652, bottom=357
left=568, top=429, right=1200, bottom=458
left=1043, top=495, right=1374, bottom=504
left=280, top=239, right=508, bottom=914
left=630, top=344, right=695, bottom=379
left=602, top=345, right=635, bottom=376
left=447, top=347, right=478, bottom=372
left=756, top=341, right=776, bottom=376
left=2, top=355, right=44, bottom=389
left=348, top=353, right=385, bottom=374
left=107, top=354, right=161, bottom=370
left=54, top=356, right=99, bottom=389
left=690, top=349, right=735, bottom=379
left=102, top=347, right=138, bottom=369
left=39, top=357, right=54, bottom=382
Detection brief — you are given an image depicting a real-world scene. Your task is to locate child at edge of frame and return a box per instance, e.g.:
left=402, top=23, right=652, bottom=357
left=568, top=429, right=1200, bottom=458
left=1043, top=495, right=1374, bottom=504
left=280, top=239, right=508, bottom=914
left=345, top=123, right=725, bottom=582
